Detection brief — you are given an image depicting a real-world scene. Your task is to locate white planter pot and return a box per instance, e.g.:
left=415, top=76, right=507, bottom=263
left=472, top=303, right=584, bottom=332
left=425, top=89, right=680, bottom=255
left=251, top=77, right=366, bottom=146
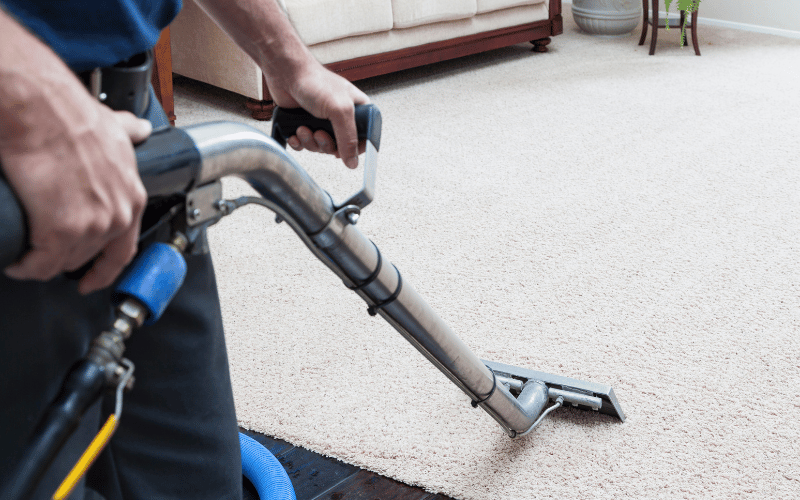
left=572, top=0, right=642, bottom=36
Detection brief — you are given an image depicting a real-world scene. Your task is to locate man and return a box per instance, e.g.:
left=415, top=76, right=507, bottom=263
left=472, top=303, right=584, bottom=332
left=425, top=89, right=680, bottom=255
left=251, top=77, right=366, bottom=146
left=0, top=1, right=368, bottom=498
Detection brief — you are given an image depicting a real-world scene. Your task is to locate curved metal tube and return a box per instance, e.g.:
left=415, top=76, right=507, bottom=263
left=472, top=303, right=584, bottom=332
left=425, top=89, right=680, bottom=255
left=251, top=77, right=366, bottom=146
left=187, top=122, right=335, bottom=234
left=184, top=122, right=545, bottom=436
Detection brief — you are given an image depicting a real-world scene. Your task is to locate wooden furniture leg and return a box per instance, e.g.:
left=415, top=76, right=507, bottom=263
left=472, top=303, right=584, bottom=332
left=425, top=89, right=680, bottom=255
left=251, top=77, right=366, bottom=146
left=531, top=37, right=551, bottom=52
left=246, top=98, right=276, bottom=120
left=151, top=28, right=176, bottom=125
left=649, top=0, right=658, bottom=55
left=691, top=10, right=701, bottom=55
left=638, top=0, right=648, bottom=46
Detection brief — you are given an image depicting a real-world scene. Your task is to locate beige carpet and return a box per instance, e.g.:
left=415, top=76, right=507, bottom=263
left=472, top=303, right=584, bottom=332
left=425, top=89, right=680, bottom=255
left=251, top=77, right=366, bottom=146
left=174, top=11, right=800, bottom=500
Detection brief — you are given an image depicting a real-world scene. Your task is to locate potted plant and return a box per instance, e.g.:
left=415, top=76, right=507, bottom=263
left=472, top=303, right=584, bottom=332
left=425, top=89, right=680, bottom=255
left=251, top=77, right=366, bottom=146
left=572, top=0, right=701, bottom=42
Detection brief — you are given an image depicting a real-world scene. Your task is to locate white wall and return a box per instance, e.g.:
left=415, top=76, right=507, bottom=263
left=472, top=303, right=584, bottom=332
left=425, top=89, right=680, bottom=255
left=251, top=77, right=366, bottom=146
left=563, top=0, right=800, bottom=38
left=699, top=0, right=800, bottom=37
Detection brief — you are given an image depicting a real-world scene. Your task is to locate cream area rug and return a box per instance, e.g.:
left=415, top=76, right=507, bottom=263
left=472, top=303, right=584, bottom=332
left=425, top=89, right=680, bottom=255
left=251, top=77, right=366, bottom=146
left=174, top=11, right=800, bottom=500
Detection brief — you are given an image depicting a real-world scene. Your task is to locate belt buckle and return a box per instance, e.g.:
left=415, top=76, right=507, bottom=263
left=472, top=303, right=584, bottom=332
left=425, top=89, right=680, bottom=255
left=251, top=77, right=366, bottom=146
left=89, top=68, right=108, bottom=103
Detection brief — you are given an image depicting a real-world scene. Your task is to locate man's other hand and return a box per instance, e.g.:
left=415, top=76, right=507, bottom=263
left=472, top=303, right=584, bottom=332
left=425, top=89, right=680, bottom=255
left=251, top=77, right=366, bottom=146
left=267, top=61, right=370, bottom=169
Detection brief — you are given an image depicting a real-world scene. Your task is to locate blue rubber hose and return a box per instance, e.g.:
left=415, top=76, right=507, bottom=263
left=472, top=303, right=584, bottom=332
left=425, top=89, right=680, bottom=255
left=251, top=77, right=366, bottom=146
left=239, top=433, right=296, bottom=500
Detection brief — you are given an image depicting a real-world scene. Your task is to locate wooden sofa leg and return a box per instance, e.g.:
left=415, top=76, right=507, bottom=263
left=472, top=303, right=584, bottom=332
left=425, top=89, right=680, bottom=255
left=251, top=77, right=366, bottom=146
left=531, top=37, right=551, bottom=53
left=246, top=98, right=276, bottom=120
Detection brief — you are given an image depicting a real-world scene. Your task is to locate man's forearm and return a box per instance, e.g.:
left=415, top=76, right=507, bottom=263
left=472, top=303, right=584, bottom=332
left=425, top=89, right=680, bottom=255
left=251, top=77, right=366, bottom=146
left=192, top=0, right=370, bottom=169
left=193, top=0, right=312, bottom=77
left=0, top=9, right=96, bottom=149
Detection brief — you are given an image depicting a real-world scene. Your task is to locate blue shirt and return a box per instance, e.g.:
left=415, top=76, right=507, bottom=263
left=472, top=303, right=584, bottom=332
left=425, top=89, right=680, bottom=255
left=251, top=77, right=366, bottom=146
left=3, top=0, right=181, bottom=71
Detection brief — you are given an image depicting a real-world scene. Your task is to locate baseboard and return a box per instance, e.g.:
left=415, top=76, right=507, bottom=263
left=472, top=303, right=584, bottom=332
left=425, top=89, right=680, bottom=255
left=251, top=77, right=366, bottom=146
left=694, top=17, right=800, bottom=40
left=561, top=1, right=800, bottom=39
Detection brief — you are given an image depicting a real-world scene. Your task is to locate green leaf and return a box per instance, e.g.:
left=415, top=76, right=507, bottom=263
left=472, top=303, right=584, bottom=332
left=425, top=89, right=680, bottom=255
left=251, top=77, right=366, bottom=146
left=678, top=0, right=700, bottom=12
left=664, top=0, right=672, bottom=30
left=665, top=0, right=700, bottom=36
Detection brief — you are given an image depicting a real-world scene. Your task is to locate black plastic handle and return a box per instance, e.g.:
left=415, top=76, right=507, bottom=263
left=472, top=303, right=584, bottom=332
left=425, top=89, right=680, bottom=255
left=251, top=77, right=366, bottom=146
left=134, top=126, right=201, bottom=198
left=0, top=126, right=201, bottom=269
left=271, top=104, right=382, bottom=152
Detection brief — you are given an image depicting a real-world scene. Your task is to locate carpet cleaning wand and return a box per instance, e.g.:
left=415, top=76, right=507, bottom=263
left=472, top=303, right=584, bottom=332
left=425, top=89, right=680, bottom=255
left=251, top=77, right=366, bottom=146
left=197, top=104, right=625, bottom=437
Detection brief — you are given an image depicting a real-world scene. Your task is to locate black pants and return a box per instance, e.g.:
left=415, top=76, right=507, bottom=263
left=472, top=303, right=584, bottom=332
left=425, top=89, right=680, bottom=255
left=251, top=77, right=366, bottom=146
left=0, top=89, right=243, bottom=499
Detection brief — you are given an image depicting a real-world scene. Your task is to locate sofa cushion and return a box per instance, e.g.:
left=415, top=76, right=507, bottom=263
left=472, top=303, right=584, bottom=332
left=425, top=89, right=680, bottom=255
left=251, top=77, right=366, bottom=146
left=309, top=3, right=550, bottom=64
left=476, top=0, right=546, bottom=14
left=392, top=0, right=477, bottom=29
left=279, top=0, right=393, bottom=46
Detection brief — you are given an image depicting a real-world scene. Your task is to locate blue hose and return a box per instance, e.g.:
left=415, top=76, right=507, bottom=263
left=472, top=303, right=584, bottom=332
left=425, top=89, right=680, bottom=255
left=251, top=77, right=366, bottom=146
left=239, top=433, right=296, bottom=500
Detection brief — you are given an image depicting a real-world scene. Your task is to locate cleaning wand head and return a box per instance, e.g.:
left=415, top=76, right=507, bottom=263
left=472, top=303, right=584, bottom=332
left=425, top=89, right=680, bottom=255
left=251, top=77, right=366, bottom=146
left=483, top=359, right=626, bottom=425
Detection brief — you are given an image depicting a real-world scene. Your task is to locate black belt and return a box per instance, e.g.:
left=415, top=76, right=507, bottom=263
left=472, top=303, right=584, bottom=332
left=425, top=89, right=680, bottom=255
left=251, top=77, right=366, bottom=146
left=76, top=50, right=153, bottom=116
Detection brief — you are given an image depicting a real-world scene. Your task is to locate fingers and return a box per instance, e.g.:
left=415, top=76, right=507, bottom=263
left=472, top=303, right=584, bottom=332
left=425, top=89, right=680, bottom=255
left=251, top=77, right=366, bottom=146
left=285, top=85, right=371, bottom=169
left=5, top=246, right=65, bottom=282
left=329, top=101, right=364, bottom=170
left=4, top=180, right=143, bottom=291
left=287, top=127, right=339, bottom=156
left=329, top=86, right=371, bottom=169
left=78, top=219, right=141, bottom=294
left=113, top=110, right=153, bottom=144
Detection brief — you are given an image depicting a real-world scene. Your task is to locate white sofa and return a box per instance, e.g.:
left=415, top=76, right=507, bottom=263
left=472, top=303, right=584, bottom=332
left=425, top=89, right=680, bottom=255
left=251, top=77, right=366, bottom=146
left=170, top=0, right=563, bottom=118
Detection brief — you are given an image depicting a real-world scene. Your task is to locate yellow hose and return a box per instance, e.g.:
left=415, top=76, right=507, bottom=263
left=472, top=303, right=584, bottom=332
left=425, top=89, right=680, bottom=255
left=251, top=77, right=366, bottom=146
left=52, top=414, right=118, bottom=500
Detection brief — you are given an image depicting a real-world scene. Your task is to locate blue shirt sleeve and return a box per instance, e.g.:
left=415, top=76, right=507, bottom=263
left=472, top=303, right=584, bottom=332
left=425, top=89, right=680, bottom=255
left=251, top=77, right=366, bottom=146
left=3, top=0, right=182, bottom=71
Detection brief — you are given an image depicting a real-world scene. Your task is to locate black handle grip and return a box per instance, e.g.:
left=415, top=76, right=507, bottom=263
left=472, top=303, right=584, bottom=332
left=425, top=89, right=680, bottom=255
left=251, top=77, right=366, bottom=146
left=134, top=126, right=201, bottom=198
left=0, top=127, right=201, bottom=269
left=271, top=104, right=381, bottom=152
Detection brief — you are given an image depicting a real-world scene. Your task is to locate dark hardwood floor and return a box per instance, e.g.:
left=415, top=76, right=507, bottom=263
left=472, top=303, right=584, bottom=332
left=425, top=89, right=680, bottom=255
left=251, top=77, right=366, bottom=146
left=240, top=429, right=454, bottom=500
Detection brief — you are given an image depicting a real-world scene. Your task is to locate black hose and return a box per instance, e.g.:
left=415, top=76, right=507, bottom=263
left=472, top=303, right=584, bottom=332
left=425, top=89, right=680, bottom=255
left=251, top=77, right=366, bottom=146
left=0, top=361, right=107, bottom=500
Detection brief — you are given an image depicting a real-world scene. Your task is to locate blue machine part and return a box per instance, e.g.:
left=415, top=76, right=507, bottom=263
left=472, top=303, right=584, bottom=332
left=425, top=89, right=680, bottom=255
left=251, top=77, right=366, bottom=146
left=240, top=433, right=297, bottom=500
left=114, top=242, right=187, bottom=325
